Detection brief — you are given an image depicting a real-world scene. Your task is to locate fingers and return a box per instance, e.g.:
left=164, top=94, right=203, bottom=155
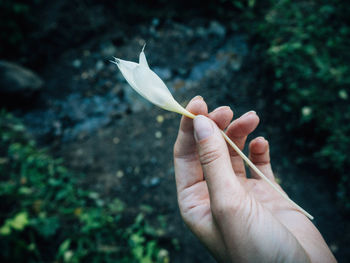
left=208, top=106, right=233, bottom=130
left=225, top=111, right=260, bottom=177
left=193, top=115, right=245, bottom=210
left=249, top=137, right=275, bottom=181
left=174, top=96, right=208, bottom=191
left=174, top=98, right=233, bottom=192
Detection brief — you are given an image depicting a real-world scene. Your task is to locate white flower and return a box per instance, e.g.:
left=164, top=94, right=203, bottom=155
left=111, top=45, right=194, bottom=118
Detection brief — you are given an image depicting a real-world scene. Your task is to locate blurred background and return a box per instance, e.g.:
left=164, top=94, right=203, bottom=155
left=0, top=0, right=349, bottom=262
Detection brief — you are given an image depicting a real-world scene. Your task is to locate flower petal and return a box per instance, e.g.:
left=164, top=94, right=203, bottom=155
left=139, top=45, right=149, bottom=68
left=133, top=65, right=171, bottom=105
left=112, top=58, right=144, bottom=94
left=132, top=65, right=191, bottom=115
left=112, top=49, right=194, bottom=118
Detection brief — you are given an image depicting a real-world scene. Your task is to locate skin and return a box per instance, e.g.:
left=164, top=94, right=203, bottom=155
left=173, top=96, right=337, bottom=263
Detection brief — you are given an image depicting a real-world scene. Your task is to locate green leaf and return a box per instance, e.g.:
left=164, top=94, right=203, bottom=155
left=0, top=211, right=29, bottom=235
left=58, top=239, right=71, bottom=258
left=0, top=225, right=11, bottom=236
left=9, top=212, right=29, bottom=230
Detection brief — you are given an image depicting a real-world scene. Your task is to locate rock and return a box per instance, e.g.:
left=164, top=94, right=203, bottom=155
left=153, top=67, right=172, bottom=80
left=188, top=56, right=224, bottom=81
left=195, top=26, right=207, bottom=38
left=208, top=21, right=226, bottom=38
left=72, top=59, right=82, bottom=68
left=100, top=42, right=117, bottom=58
left=23, top=109, right=57, bottom=138
left=142, top=176, right=161, bottom=188
left=150, top=177, right=160, bottom=187
left=152, top=18, right=160, bottom=27
left=95, top=60, right=104, bottom=71
left=156, top=115, right=164, bottom=123
left=155, top=131, right=162, bottom=139
left=0, top=60, right=43, bottom=96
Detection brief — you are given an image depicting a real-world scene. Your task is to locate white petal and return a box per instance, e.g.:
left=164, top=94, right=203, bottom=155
left=113, top=58, right=143, bottom=94
left=132, top=65, right=191, bottom=115
left=139, top=49, right=149, bottom=68
left=132, top=65, right=171, bottom=104
left=113, top=51, right=194, bottom=118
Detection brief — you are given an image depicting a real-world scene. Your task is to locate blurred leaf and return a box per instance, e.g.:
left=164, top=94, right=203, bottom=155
left=0, top=211, right=29, bottom=235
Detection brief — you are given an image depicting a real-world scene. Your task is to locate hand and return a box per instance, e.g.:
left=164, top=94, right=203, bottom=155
left=173, top=96, right=336, bottom=263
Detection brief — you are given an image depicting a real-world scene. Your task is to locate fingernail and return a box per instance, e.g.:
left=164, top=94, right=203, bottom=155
left=194, top=115, right=214, bottom=141
left=256, top=136, right=265, bottom=143
left=192, top=95, right=203, bottom=101
left=242, top=110, right=256, bottom=117
left=212, top=106, right=230, bottom=113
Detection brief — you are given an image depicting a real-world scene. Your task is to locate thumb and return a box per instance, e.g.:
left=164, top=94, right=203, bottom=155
left=193, top=115, right=244, bottom=210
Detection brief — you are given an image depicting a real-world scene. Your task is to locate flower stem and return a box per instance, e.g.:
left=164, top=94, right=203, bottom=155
left=183, top=110, right=314, bottom=220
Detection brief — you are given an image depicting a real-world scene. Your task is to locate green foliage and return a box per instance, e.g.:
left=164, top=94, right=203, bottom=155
left=0, top=212, right=29, bottom=235
left=0, top=111, right=168, bottom=262
left=251, top=0, right=350, bottom=209
left=0, top=0, right=43, bottom=59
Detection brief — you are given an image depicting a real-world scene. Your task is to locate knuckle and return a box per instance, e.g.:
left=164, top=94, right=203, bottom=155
left=173, top=141, right=184, bottom=159
left=250, top=152, right=270, bottom=165
left=199, top=145, right=222, bottom=166
left=173, top=141, right=179, bottom=156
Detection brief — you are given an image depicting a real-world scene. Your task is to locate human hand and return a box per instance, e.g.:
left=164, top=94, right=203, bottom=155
left=173, top=96, right=336, bottom=263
